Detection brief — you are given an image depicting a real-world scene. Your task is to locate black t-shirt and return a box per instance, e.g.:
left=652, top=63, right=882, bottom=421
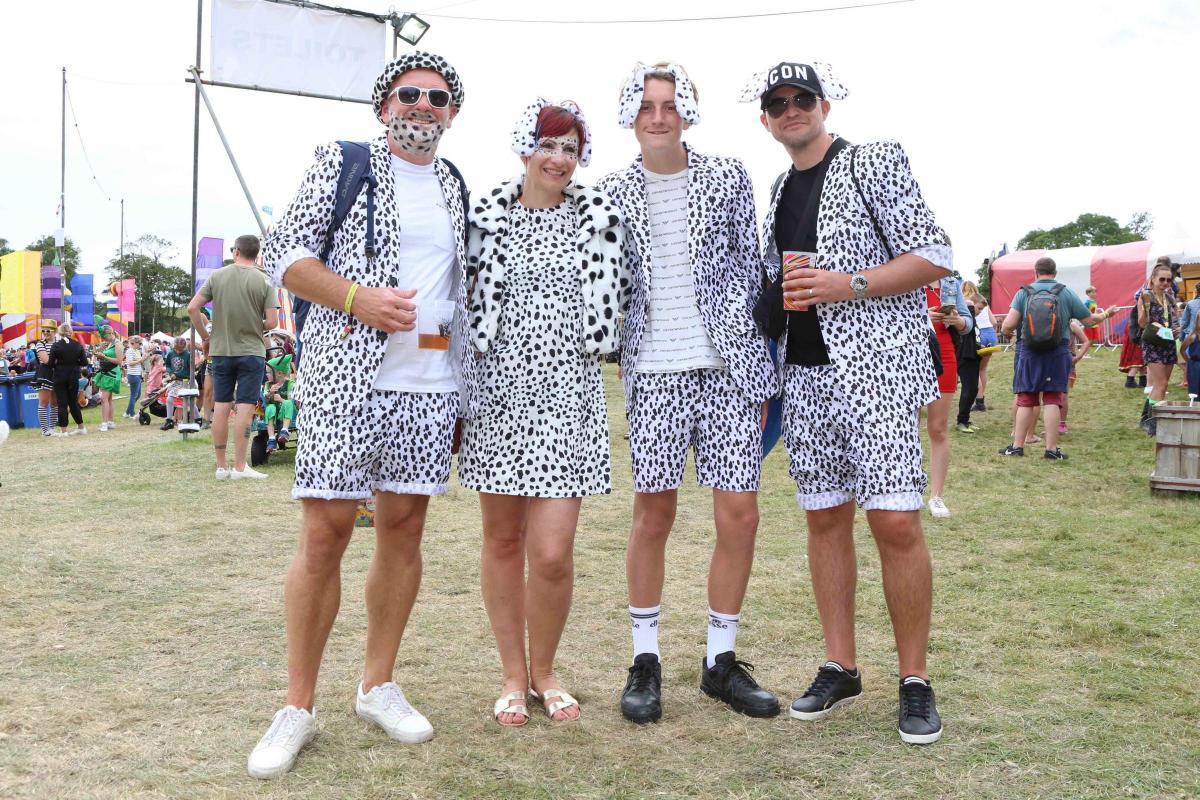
left=773, top=139, right=848, bottom=366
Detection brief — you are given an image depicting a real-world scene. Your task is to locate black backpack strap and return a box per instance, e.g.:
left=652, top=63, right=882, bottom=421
left=439, top=156, right=471, bottom=247
left=848, top=145, right=893, bottom=260
left=1050, top=284, right=1065, bottom=296
left=319, top=141, right=376, bottom=263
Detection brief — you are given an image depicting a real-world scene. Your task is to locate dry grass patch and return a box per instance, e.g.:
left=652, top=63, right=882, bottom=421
left=1, top=350, right=1198, bottom=799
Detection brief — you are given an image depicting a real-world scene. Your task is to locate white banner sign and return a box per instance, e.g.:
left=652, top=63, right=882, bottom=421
left=211, top=0, right=385, bottom=101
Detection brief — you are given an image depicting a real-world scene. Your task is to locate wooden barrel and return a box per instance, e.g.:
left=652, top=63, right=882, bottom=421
left=1151, top=402, right=1200, bottom=493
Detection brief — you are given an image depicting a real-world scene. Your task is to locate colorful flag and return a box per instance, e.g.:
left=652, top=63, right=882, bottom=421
left=0, top=251, right=42, bottom=314
left=68, top=274, right=94, bottom=328
left=195, top=237, right=223, bottom=294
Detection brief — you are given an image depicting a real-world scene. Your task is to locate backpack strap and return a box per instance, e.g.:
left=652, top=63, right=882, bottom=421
left=1049, top=284, right=1065, bottom=296
left=848, top=145, right=893, bottom=260
left=440, top=156, right=471, bottom=239
left=319, top=141, right=376, bottom=262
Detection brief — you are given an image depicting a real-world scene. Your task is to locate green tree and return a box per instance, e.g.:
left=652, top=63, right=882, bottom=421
left=25, top=234, right=82, bottom=282
left=0, top=238, right=12, bottom=257
left=1016, top=212, right=1153, bottom=251
left=976, top=257, right=992, bottom=301
left=105, top=235, right=191, bottom=333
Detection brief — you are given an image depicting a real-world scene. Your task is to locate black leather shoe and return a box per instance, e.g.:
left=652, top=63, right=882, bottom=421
left=898, top=677, right=943, bottom=744
left=789, top=661, right=863, bottom=720
left=700, top=651, right=780, bottom=718
left=621, top=653, right=662, bottom=723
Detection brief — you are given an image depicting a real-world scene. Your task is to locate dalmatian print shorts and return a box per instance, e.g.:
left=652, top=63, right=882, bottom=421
left=628, top=368, right=761, bottom=494
left=783, top=364, right=926, bottom=512
left=293, top=390, right=458, bottom=501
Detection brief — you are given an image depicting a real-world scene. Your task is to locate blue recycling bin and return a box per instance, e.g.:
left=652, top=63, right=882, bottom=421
left=0, top=377, right=16, bottom=428
left=14, top=373, right=42, bottom=429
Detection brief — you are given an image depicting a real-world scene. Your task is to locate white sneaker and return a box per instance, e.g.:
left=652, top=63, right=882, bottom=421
left=69, top=427, right=87, bottom=436
left=928, top=497, right=951, bottom=518
left=215, top=467, right=230, bottom=480
left=247, top=705, right=317, bottom=780
left=355, top=682, right=434, bottom=743
left=230, top=466, right=268, bottom=480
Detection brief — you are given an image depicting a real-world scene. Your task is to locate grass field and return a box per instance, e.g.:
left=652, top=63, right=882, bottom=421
left=1, top=347, right=1198, bottom=799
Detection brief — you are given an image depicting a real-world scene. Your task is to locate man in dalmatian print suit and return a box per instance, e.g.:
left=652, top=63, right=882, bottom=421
left=250, top=52, right=474, bottom=779
left=597, top=63, right=782, bottom=724
left=746, top=60, right=950, bottom=744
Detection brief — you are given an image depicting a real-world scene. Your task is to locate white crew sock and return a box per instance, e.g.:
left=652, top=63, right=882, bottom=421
left=706, top=609, right=740, bottom=669
left=629, top=604, right=660, bottom=658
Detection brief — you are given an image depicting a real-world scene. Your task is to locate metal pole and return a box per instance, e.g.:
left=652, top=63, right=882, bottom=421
left=60, top=68, right=66, bottom=235
left=189, top=0, right=201, bottom=392
left=119, top=199, right=124, bottom=262
left=189, top=67, right=268, bottom=237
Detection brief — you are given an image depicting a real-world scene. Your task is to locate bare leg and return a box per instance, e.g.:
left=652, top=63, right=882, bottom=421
left=1042, top=403, right=1062, bottom=451
left=479, top=493, right=531, bottom=725
left=925, top=394, right=952, bottom=497
left=100, top=390, right=113, bottom=425
left=211, top=401, right=233, bottom=470
left=978, top=354, right=991, bottom=398
left=232, top=402, right=255, bottom=470
left=526, top=497, right=582, bottom=721
left=805, top=502, right=858, bottom=668
left=1012, top=404, right=1039, bottom=449
left=1148, top=363, right=1173, bottom=402
left=361, top=492, right=430, bottom=691
left=626, top=490, right=678, bottom=608
left=708, top=490, right=759, bottom=614
left=866, top=509, right=932, bottom=679
left=285, top=499, right=357, bottom=710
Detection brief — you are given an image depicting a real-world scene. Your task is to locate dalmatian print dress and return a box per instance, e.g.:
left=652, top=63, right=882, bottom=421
left=458, top=200, right=611, bottom=497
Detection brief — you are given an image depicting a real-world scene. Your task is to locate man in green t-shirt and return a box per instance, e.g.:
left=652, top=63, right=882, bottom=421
left=187, top=234, right=280, bottom=480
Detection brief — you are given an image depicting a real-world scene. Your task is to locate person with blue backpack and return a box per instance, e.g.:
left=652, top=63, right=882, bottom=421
left=252, top=51, right=477, bottom=780
left=1180, top=292, right=1200, bottom=399
left=999, top=257, right=1112, bottom=459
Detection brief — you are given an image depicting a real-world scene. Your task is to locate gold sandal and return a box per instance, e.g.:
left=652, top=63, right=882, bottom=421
left=529, top=688, right=580, bottom=722
left=493, top=690, right=529, bottom=727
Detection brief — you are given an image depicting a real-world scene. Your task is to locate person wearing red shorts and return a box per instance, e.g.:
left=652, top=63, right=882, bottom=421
left=923, top=279, right=970, bottom=517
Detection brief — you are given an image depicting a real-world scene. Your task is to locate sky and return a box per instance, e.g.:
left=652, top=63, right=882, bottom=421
left=1, top=0, right=1198, bottom=284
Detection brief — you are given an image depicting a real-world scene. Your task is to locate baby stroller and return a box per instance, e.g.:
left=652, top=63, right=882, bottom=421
left=137, top=380, right=175, bottom=425
left=249, top=342, right=299, bottom=467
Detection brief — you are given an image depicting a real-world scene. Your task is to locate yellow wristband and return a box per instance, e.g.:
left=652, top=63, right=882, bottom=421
left=344, top=282, right=360, bottom=315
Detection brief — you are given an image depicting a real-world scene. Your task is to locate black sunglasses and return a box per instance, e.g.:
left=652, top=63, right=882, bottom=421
left=388, top=85, right=451, bottom=109
left=763, top=91, right=820, bottom=119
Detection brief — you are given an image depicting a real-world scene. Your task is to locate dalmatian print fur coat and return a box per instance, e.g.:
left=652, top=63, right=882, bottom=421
left=761, top=137, right=951, bottom=421
left=596, top=144, right=778, bottom=406
left=264, top=133, right=478, bottom=418
left=467, top=178, right=628, bottom=356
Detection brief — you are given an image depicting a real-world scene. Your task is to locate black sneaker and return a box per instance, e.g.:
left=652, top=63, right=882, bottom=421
left=159, top=419, right=175, bottom=431
left=1139, top=375, right=1147, bottom=388
left=998, top=444, right=1024, bottom=456
left=621, top=653, right=662, bottom=724
left=1124, top=375, right=1138, bottom=388
left=1044, top=448, right=1068, bottom=460
left=789, top=661, right=863, bottom=720
left=973, top=398, right=987, bottom=412
left=700, top=651, right=780, bottom=718
left=898, top=676, right=942, bottom=744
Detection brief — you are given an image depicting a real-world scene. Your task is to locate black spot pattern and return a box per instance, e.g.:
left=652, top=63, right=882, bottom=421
left=459, top=198, right=616, bottom=497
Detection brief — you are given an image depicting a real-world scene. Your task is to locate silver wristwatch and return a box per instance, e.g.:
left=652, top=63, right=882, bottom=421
left=849, top=273, right=869, bottom=300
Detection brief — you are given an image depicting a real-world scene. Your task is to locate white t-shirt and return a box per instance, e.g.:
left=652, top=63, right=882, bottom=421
left=372, top=156, right=459, bottom=392
left=124, top=347, right=145, bottom=376
left=974, top=303, right=994, bottom=330
left=634, top=167, right=725, bottom=373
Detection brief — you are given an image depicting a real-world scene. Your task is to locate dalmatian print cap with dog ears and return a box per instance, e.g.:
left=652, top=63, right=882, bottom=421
left=510, top=98, right=593, bottom=167
left=371, top=50, right=465, bottom=122
left=616, top=62, right=701, bottom=129
left=737, top=61, right=848, bottom=104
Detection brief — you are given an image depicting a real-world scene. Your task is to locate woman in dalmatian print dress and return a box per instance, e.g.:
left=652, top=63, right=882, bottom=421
left=459, top=100, right=627, bottom=727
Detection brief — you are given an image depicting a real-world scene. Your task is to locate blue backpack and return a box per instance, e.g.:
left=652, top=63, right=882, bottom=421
left=291, top=141, right=469, bottom=339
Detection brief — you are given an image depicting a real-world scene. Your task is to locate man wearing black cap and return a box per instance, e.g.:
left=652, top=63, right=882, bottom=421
left=253, top=51, right=475, bottom=779
left=745, top=61, right=951, bottom=744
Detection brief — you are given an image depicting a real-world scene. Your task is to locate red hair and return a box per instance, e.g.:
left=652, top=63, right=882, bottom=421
left=534, top=105, right=585, bottom=152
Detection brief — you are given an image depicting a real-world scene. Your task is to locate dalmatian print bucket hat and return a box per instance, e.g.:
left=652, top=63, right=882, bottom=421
left=371, top=50, right=465, bottom=122
left=737, top=60, right=848, bottom=104
left=616, top=62, right=701, bottom=129
left=510, top=98, right=593, bottom=167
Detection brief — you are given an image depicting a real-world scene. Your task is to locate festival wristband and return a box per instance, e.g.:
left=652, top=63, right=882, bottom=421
left=344, top=282, right=360, bottom=315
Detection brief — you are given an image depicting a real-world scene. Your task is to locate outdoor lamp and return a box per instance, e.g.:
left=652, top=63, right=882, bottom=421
left=394, top=13, right=430, bottom=45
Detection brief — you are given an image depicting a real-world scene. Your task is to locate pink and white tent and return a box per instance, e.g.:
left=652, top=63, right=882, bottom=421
left=990, top=239, right=1200, bottom=314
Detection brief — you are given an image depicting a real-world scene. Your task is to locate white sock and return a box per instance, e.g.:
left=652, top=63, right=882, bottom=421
left=629, top=605, right=660, bottom=658
left=706, top=608, right=740, bottom=668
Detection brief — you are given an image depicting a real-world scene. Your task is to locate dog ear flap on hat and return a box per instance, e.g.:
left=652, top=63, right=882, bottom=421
left=737, top=60, right=849, bottom=104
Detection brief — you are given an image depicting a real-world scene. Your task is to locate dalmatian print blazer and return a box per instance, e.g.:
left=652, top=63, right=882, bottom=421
left=263, top=133, right=478, bottom=418
left=466, top=178, right=628, bottom=355
left=761, top=138, right=951, bottom=420
left=596, top=144, right=779, bottom=406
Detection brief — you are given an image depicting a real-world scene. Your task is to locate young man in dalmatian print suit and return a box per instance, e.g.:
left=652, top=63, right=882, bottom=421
left=250, top=52, right=476, bottom=779
left=597, top=63, right=782, bottom=724
left=746, top=61, right=950, bottom=744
